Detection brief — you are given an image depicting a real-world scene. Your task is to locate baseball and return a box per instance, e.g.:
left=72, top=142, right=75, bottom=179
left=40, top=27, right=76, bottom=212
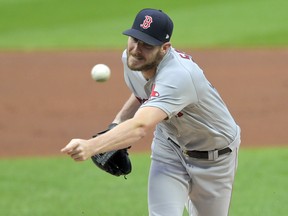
left=91, top=64, right=111, bottom=82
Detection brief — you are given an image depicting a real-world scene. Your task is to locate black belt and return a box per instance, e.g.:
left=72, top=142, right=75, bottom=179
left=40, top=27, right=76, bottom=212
left=168, top=138, right=232, bottom=160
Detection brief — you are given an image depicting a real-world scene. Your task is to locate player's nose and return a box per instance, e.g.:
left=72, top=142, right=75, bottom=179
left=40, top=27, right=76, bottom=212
left=132, top=41, right=143, bottom=53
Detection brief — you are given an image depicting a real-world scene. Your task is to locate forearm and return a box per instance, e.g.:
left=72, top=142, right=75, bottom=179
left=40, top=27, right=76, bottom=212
left=112, top=94, right=140, bottom=124
left=88, top=118, right=146, bottom=154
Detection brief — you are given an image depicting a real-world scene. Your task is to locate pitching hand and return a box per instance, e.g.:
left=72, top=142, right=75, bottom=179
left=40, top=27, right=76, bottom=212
left=61, top=139, right=93, bottom=161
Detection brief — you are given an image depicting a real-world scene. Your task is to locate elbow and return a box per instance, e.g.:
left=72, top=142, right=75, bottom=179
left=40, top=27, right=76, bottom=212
left=137, top=125, right=147, bottom=140
left=128, top=117, right=155, bottom=141
left=135, top=123, right=149, bottom=140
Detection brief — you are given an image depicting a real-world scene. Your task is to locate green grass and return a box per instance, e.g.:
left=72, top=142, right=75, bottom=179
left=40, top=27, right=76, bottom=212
left=230, top=147, right=288, bottom=216
left=0, top=154, right=150, bottom=216
left=0, top=0, right=287, bottom=50
left=1, top=148, right=288, bottom=216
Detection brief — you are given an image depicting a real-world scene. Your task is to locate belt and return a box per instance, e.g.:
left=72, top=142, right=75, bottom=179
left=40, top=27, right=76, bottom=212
left=168, top=138, right=232, bottom=160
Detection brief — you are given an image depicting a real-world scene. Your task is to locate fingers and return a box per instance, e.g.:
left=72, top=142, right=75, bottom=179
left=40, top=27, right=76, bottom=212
left=71, top=151, right=85, bottom=161
left=61, top=139, right=80, bottom=154
left=61, top=139, right=82, bottom=161
left=61, top=139, right=87, bottom=161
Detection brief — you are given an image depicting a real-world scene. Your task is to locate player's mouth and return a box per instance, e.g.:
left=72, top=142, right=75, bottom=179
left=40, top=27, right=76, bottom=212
left=130, top=53, right=144, bottom=61
left=128, top=54, right=146, bottom=65
left=127, top=54, right=147, bottom=70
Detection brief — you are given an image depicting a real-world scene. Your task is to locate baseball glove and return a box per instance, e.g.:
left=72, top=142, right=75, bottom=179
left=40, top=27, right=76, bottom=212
left=91, top=123, right=132, bottom=177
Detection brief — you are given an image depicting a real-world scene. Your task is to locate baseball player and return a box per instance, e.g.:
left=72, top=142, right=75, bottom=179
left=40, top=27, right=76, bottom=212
left=61, top=8, right=241, bottom=216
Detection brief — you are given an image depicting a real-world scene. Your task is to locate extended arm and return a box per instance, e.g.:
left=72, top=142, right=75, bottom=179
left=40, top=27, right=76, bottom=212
left=61, top=96, right=167, bottom=161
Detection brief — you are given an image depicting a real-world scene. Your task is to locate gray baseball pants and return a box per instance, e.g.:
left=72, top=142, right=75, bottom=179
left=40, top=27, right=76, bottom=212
left=148, top=130, right=240, bottom=216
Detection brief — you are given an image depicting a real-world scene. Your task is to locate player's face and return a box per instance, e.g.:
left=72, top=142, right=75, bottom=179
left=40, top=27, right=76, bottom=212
left=126, top=37, right=164, bottom=72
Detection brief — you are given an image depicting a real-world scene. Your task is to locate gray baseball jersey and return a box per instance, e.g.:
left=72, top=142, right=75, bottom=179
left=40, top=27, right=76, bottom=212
left=122, top=47, right=238, bottom=152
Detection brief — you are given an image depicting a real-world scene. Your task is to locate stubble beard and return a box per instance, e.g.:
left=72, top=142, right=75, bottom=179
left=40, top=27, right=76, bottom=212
left=127, top=50, right=164, bottom=72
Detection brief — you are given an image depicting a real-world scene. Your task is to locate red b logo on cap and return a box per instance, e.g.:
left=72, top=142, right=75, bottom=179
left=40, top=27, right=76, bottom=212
left=140, top=15, right=153, bottom=29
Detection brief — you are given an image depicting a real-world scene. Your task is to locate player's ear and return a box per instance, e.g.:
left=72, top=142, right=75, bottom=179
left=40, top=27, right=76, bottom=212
left=161, top=42, right=171, bottom=54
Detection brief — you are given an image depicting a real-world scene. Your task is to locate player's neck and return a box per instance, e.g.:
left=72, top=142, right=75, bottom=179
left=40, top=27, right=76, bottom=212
left=141, top=68, right=156, bottom=80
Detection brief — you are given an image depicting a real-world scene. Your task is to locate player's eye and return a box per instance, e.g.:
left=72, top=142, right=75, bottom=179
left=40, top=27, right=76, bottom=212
left=142, top=43, right=154, bottom=50
left=130, top=37, right=154, bottom=50
left=131, top=37, right=139, bottom=43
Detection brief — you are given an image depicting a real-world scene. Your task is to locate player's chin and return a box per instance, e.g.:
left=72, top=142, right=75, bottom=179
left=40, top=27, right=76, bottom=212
left=127, top=61, right=144, bottom=71
left=128, top=57, right=145, bottom=69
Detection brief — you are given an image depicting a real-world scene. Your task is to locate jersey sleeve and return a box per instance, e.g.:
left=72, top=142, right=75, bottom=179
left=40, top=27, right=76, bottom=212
left=141, top=67, right=199, bottom=119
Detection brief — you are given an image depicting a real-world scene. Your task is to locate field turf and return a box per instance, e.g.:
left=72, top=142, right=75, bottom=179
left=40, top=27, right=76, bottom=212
left=0, top=0, right=287, bottom=49
left=1, top=148, right=288, bottom=215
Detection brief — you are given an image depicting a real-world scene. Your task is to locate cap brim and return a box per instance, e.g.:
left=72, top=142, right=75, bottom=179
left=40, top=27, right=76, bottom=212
left=123, top=29, right=163, bottom=46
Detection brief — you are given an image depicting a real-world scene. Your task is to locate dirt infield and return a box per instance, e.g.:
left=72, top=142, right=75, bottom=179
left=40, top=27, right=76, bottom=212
left=0, top=49, right=287, bottom=157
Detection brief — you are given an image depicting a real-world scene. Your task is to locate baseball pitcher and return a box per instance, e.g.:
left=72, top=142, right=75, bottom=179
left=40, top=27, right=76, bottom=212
left=62, top=8, right=241, bottom=216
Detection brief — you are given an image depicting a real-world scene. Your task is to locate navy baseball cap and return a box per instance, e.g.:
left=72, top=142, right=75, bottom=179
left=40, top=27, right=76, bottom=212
left=123, top=9, right=173, bottom=46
